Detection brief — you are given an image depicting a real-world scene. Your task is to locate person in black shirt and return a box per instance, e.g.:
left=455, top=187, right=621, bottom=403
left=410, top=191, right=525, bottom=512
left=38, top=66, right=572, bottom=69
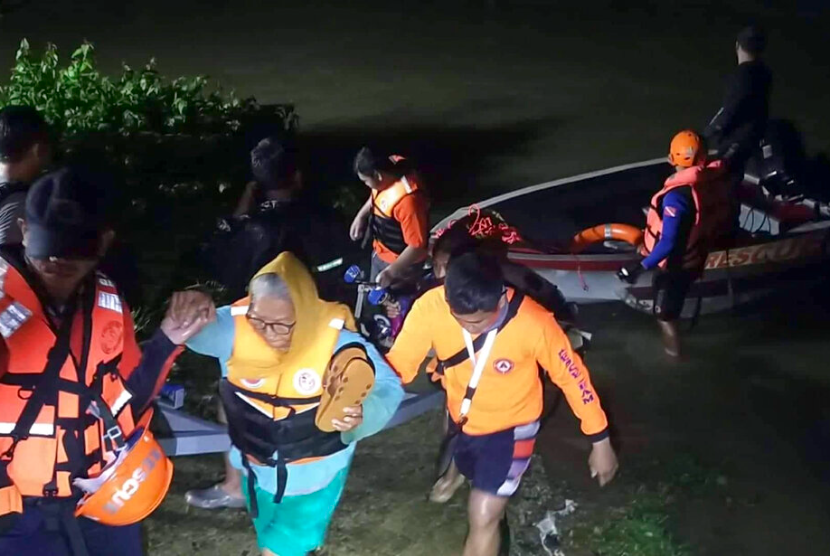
left=704, top=25, right=772, bottom=176
left=202, top=137, right=355, bottom=303
left=0, top=106, right=52, bottom=245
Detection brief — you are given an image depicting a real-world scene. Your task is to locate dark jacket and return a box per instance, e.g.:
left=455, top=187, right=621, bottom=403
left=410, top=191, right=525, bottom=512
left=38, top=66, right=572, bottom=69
left=203, top=196, right=357, bottom=302
left=704, top=60, right=772, bottom=163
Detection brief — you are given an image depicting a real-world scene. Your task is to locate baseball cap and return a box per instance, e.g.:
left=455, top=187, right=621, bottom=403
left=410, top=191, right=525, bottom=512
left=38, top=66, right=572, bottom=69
left=24, top=167, right=111, bottom=259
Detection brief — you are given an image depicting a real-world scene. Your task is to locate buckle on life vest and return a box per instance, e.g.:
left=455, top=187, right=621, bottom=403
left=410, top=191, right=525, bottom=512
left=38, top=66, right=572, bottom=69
left=105, top=425, right=122, bottom=445
left=43, top=486, right=59, bottom=498
left=1, top=436, right=21, bottom=459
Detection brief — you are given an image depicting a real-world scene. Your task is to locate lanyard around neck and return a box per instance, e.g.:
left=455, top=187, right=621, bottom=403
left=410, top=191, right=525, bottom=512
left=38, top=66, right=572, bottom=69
left=458, top=328, right=498, bottom=421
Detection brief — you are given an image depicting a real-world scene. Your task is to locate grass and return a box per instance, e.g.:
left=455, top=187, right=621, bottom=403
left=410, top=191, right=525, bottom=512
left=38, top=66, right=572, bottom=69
left=572, top=488, right=689, bottom=556
left=565, top=455, right=723, bottom=556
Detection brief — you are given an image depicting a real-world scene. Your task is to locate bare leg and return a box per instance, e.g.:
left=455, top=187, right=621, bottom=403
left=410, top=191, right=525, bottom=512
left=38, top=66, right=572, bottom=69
left=464, top=489, right=510, bottom=556
left=657, top=319, right=680, bottom=357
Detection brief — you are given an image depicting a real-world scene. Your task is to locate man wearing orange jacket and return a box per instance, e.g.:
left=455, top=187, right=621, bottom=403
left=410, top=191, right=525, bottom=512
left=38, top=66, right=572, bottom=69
left=387, top=251, right=618, bottom=556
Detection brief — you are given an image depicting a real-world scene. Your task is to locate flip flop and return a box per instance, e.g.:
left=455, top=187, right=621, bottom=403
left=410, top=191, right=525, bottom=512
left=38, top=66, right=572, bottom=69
left=429, top=471, right=465, bottom=504
left=315, top=345, right=375, bottom=432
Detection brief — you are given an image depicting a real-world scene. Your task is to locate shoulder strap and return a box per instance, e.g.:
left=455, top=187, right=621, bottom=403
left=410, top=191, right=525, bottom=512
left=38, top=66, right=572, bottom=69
left=1, top=294, right=78, bottom=457
left=0, top=245, right=54, bottom=329
left=437, top=292, right=525, bottom=371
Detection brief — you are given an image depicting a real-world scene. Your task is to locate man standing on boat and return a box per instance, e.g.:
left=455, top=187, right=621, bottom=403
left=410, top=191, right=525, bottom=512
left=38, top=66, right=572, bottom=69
left=618, top=130, right=732, bottom=357
left=387, top=251, right=617, bottom=556
left=703, top=25, right=772, bottom=180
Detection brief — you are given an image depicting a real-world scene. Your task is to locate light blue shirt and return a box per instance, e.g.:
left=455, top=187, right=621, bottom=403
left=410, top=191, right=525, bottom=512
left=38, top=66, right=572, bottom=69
left=187, top=306, right=404, bottom=496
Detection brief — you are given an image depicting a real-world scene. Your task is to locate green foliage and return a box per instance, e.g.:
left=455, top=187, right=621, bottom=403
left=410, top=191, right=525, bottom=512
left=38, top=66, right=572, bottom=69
left=0, top=39, right=300, bottom=324
left=577, top=489, right=689, bottom=556
left=0, top=39, right=280, bottom=137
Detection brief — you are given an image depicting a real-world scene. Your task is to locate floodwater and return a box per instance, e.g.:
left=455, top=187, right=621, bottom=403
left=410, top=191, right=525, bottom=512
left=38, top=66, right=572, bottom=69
left=2, top=1, right=830, bottom=554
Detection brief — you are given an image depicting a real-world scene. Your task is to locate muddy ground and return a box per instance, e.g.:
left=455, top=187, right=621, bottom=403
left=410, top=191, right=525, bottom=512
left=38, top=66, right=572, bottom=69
left=2, top=1, right=830, bottom=555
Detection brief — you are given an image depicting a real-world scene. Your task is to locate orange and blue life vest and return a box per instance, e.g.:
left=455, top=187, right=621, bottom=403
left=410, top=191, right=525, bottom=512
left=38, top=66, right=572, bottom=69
left=642, top=160, right=732, bottom=270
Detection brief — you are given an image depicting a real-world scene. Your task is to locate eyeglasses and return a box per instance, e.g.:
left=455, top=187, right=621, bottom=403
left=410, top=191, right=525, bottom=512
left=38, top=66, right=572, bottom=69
left=246, top=313, right=296, bottom=335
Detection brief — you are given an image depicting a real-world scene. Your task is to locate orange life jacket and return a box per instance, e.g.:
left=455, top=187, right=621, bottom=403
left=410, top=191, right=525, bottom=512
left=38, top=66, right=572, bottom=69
left=371, top=157, right=422, bottom=256
left=0, top=253, right=137, bottom=512
left=642, top=160, right=732, bottom=269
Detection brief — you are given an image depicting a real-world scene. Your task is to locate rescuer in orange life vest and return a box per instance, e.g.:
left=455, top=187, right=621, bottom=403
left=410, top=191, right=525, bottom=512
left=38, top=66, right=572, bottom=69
left=0, top=167, right=213, bottom=556
left=617, top=130, right=732, bottom=357
left=387, top=251, right=618, bottom=556
left=349, top=147, right=429, bottom=289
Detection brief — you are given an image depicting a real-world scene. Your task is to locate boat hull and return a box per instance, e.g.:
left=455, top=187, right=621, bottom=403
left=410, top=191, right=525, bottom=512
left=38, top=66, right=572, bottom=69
left=435, top=159, right=830, bottom=317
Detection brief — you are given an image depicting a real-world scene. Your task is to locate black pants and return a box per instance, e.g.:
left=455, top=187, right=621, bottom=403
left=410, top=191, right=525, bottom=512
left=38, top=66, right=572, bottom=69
left=0, top=499, right=142, bottom=556
left=653, top=270, right=696, bottom=321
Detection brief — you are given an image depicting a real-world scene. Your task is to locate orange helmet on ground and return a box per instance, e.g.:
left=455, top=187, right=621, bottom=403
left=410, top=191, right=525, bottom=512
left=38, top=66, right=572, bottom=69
left=75, top=410, right=173, bottom=526
left=668, top=130, right=704, bottom=168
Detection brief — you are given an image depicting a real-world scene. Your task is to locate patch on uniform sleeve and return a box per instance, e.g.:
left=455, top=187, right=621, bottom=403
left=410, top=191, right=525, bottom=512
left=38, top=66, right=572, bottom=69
left=0, top=301, right=32, bottom=338
left=664, top=206, right=678, bottom=218
left=493, top=359, right=514, bottom=374
left=97, top=292, right=123, bottom=314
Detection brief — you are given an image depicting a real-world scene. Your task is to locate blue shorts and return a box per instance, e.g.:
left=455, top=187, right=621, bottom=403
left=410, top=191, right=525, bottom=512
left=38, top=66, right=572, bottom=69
left=452, top=421, right=539, bottom=497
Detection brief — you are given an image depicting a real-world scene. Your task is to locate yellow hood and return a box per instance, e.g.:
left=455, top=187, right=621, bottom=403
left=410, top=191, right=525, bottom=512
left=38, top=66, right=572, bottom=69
left=226, top=253, right=356, bottom=411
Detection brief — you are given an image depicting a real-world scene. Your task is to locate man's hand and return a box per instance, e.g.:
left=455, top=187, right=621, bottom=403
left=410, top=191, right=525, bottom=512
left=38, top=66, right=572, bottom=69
left=332, top=405, right=363, bottom=432
left=617, top=260, right=644, bottom=284
left=588, top=437, right=619, bottom=487
left=161, top=291, right=216, bottom=345
left=376, top=265, right=398, bottom=289
left=384, top=300, right=402, bottom=319
left=350, top=212, right=369, bottom=242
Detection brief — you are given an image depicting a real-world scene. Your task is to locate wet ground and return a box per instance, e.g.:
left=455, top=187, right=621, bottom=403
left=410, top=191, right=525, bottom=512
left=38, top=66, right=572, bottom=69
left=2, top=1, right=830, bottom=554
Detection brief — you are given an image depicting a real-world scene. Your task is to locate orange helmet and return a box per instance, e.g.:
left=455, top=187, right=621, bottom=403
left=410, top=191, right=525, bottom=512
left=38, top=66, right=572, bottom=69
left=75, top=410, right=173, bottom=526
left=668, top=130, right=704, bottom=168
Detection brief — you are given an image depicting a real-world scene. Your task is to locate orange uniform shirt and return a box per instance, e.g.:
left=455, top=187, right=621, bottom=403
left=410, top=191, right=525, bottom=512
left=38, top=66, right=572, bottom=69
left=386, top=287, right=608, bottom=437
left=373, top=192, right=429, bottom=264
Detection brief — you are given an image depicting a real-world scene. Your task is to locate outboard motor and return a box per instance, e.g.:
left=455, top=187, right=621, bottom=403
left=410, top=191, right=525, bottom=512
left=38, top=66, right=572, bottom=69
left=745, top=119, right=806, bottom=199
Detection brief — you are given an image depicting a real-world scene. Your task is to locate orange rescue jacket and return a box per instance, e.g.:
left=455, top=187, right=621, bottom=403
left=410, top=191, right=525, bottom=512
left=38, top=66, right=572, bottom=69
left=387, top=287, right=608, bottom=437
left=0, top=254, right=139, bottom=516
left=371, top=157, right=424, bottom=257
left=642, top=160, right=732, bottom=269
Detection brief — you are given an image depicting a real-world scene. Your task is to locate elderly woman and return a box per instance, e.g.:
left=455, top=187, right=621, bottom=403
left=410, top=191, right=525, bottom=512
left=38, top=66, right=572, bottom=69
left=183, top=252, right=404, bottom=556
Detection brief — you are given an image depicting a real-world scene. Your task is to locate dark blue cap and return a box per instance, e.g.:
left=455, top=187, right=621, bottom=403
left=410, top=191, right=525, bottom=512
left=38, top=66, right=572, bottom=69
left=24, top=167, right=110, bottom=259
